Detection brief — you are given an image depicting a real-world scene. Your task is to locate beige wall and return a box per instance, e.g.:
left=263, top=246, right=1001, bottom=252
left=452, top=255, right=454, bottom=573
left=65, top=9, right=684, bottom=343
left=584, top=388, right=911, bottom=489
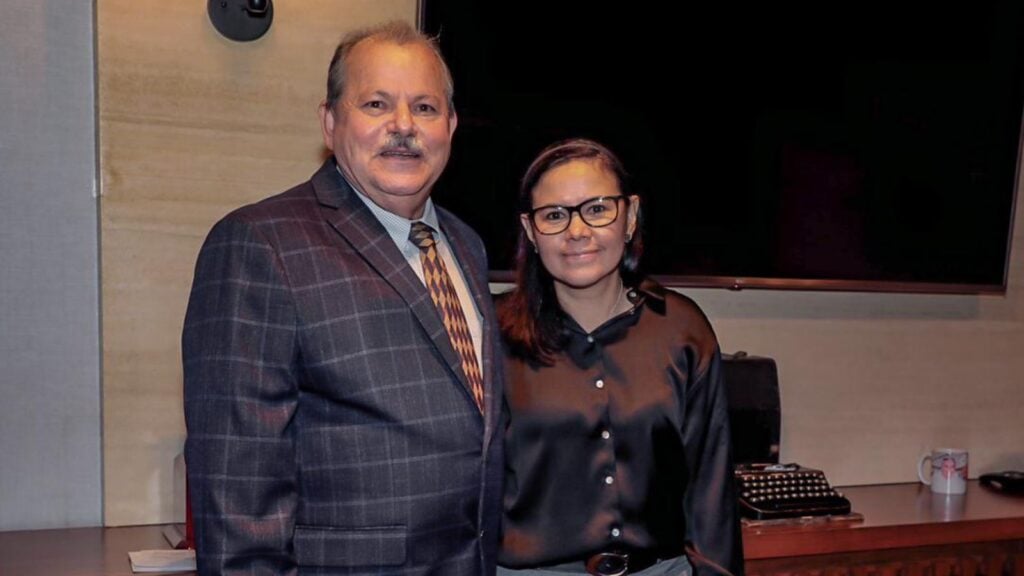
left=98, top=0, right=418, bottom=526
left=97, top=0, right=1024, bottom=526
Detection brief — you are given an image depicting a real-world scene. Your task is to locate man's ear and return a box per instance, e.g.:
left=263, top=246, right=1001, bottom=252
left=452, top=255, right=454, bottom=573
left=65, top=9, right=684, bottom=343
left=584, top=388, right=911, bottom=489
left=318, top=101, right=336, bottom=152
left=448, top=109, right=458, bottom=138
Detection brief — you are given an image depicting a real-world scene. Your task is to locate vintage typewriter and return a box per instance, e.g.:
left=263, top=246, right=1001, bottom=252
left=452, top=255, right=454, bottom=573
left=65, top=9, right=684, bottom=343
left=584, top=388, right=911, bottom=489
left=734, top=463, right=852, bottom=520
left=722, top=354, right=853, bottom=520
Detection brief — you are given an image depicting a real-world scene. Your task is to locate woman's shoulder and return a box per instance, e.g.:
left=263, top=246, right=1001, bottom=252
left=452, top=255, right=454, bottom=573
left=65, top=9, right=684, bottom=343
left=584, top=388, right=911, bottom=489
left=639, top=279, right=711, bottom=324
left=637, top=278, right=718, bottom=350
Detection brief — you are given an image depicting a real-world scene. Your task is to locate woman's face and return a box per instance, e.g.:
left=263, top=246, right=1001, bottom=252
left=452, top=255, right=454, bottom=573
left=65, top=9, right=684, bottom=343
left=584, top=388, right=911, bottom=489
left=521, top=159, right=639, bottom=294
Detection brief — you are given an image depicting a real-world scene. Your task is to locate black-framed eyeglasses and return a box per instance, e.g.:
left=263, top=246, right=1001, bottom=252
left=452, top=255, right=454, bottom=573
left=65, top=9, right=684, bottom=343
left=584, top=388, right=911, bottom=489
left=525, top=196, right=628, bottom=235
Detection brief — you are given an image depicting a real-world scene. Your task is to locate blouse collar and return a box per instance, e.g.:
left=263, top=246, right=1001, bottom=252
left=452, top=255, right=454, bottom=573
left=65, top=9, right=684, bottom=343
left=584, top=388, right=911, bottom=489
left=560, top=277, right=668, bottom=368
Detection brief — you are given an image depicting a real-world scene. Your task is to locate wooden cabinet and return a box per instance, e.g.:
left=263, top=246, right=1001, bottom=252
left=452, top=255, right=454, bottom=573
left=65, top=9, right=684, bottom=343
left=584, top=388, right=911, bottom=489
left=742, top=481, right=1024, bottom=576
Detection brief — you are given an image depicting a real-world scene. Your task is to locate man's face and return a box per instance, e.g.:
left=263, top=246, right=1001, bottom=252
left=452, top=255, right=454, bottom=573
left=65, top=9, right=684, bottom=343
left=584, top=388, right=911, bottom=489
left=319, top=40, right=457, bottom=219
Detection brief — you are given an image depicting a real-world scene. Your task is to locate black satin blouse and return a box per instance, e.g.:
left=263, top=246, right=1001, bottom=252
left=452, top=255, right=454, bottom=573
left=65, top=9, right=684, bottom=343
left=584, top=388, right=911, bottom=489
left=498, top=280, right=744, bottom=575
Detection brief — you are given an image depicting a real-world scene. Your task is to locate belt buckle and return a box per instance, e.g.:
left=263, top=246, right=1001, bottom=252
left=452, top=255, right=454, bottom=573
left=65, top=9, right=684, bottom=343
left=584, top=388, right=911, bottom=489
left=585, top=551, right=630, bottom=576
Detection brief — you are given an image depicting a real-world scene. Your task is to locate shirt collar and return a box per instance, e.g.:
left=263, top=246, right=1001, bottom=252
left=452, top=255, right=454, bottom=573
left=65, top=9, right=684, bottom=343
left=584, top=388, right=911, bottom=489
left=337, top=164, right=441, bottom=245
left=560, top=278, right=669, bottom=368
left=636, top=277, right=667, bottom=315
left=552, top=280, right=638, bottom=364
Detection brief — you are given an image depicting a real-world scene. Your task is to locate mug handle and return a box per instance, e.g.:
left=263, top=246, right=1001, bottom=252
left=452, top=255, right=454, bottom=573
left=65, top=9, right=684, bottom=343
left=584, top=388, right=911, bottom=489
left=917, top=453, right=932, bottom=485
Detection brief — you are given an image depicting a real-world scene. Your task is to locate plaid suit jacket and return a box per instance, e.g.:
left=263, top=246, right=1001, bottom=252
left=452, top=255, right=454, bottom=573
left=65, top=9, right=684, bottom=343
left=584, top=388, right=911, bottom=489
left=183, top=160, right=504, bottom=575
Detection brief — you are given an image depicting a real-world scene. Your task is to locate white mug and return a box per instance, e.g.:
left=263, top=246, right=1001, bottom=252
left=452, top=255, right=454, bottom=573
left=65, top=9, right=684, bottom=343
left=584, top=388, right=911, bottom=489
left=917, top=448, right=969, bottom=494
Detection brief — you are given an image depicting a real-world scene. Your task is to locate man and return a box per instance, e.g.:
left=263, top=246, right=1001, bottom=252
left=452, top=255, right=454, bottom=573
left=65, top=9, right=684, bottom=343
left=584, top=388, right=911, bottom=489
left=183, top=21, right=503, bottom=575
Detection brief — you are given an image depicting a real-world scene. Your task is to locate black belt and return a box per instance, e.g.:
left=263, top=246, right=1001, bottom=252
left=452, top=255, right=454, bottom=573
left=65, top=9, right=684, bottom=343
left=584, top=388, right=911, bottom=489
left=584, top=549, right=661, bottom=576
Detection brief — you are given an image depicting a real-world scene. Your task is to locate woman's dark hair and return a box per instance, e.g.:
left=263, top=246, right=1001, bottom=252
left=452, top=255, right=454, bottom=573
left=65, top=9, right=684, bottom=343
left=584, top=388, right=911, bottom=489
left=497, top=138, right=644, bottom=363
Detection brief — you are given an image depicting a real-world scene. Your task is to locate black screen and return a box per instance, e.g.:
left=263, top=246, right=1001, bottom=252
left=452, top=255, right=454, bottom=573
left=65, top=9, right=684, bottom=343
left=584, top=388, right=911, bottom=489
left=422, top=1, right=1022, bottom=293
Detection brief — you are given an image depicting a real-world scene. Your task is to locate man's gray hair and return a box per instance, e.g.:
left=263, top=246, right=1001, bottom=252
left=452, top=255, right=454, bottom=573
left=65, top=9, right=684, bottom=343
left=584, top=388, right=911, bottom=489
left=324, top=20, right=454, bottom=114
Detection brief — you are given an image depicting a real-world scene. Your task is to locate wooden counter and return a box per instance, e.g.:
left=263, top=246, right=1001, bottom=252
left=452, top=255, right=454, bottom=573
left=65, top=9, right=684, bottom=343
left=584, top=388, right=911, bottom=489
left=743, top=480, right=1024, bottom=575
left=0, top=524, right=188, bottom=576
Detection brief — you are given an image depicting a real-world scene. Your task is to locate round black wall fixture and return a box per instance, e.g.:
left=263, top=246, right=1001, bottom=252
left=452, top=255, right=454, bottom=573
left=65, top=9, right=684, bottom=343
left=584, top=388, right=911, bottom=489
left=208, top=0, right=274, bottom=42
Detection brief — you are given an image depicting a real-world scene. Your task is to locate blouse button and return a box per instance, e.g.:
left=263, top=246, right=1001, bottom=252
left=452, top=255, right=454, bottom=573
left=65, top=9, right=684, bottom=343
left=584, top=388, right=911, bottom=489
left=611, top=527, right=622, bottom=538
left=595, top=379, right=605, bottom=389
left=601, top=430, right=611, bottom=440
left=604, top=475, right=614, bottom=485
left=587, top=335, right=594, bottom=343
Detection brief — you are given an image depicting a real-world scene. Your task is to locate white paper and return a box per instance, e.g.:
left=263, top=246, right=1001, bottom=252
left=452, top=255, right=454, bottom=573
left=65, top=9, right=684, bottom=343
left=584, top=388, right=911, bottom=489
left=128, top=549, right=196, bottom=573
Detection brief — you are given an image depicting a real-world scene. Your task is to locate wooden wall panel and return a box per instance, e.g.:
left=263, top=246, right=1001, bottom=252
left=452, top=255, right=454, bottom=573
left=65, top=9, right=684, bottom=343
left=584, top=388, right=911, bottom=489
left=98, top=0, right=417, bottom=526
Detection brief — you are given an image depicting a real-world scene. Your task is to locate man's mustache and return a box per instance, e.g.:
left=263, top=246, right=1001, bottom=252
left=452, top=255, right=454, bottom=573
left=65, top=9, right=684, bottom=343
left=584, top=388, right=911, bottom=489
left=381, top=134, right=423, bottom=155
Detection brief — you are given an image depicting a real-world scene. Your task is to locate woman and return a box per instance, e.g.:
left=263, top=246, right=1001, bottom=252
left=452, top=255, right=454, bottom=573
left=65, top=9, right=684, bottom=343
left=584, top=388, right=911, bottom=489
left=497, top=139, right=743, bottom=576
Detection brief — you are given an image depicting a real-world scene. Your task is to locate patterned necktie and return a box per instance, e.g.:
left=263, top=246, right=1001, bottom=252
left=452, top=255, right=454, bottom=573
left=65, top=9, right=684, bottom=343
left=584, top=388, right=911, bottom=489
left=409, top=221, right=484, bottom=411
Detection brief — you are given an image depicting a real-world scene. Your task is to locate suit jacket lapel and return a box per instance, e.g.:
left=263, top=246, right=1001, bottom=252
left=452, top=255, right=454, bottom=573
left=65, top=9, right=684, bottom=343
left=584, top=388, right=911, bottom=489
left=310, top=161, right=477, bottom=412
